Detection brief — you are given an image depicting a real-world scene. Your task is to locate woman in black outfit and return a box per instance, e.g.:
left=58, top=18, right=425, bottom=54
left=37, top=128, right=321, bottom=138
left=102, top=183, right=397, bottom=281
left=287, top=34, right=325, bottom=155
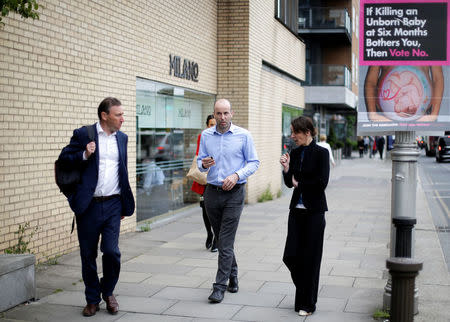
left=279, top=116, right=330, bottom=317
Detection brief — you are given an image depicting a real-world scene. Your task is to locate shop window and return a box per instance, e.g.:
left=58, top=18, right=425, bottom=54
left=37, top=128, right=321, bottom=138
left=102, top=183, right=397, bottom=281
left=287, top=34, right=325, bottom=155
left=136, top=78, right=215, bottom=221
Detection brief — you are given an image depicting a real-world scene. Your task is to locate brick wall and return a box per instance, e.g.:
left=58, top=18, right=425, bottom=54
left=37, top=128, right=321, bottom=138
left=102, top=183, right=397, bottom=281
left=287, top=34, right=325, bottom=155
left=217, top=0, right=250, bottom=125
left=0, top=0, right=218, bottom=261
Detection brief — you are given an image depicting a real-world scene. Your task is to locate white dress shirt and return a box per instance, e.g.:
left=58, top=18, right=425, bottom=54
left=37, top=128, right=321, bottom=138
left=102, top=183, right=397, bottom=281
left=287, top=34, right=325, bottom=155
left=93, top=122, right=120, bottom=197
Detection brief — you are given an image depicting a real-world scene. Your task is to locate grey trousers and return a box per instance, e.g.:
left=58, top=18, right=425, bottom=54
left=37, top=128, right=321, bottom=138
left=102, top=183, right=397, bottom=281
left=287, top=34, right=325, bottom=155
left=204, top=184, right=245, bottom=290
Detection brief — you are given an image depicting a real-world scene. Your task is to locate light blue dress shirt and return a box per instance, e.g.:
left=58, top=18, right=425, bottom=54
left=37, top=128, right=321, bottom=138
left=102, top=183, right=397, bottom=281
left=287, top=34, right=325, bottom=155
left=197, top=123, right=260, bottom=186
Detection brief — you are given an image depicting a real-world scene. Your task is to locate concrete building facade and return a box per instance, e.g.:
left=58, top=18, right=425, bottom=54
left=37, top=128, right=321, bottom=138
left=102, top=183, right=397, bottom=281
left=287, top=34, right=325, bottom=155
left=0, top=0, right=304, bottom=261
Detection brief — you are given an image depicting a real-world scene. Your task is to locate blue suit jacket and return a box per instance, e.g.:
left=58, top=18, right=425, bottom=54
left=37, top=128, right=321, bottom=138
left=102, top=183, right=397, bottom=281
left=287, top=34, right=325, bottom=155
left=59, top=123, right=135, bottom=217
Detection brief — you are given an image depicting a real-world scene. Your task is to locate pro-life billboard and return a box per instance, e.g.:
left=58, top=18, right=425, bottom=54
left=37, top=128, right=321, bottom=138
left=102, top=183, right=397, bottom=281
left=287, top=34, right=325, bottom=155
left=358, top=0, right=450, bottom=134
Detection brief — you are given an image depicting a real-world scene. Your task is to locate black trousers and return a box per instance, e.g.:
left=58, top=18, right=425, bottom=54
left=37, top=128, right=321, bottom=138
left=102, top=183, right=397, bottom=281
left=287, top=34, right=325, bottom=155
left=203, top=184, right=245, bottom=289
left=283, top=208, right=325, bottom=313
left=76, top=196, right=122, bottom=304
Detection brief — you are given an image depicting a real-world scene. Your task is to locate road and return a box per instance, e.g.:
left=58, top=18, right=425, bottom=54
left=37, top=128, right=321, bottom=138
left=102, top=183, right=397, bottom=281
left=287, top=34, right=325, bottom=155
left=417, top=150, right=450, bottom=271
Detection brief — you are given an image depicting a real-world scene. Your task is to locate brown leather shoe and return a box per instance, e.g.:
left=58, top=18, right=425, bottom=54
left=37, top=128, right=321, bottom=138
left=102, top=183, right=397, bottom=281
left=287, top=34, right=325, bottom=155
left=82, top=303, right=99, bottom=317
left=103, top=295, right=119, bottom=315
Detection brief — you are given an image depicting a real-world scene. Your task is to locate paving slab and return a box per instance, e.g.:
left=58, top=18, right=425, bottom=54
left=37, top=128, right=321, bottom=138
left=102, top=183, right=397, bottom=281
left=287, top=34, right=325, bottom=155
left=304, top=311, right=374, bottom=322
left=220, top=291, right=284, bottom=307
left=353, top=277, right=387, bottom=289
left=153, top=286, right=211, bottom=302
left=115, top=271, right=152, bottom=283
left=113, top=295, right=176, bottom=314
left=257, top=281, right=295, bottom=295
left=414, top=300, right=450, bottom=322
left=232, top=306, right=303, bottom=322
left=121, top=262, right=194, bottom=275
left=115, top=313, right=192, bottom=322
left=39, top=290, right=86, bottom=307
left=318, top=275, right=355, bottom=287
left=163, top=300, right=241, bottom=319
left=319, top=285, right=359, bottom=299
left=330, top=267, right=382, bottom=279
left=345, top=297, right=382, bottom=314
left=142, top=273, right=207, bottom=288
left=114, top=282, right=163, bottom=297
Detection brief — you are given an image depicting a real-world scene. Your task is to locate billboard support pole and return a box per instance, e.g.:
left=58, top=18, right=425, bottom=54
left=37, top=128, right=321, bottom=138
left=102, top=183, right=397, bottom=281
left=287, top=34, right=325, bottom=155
left=383, top=131, right=420, bottom=313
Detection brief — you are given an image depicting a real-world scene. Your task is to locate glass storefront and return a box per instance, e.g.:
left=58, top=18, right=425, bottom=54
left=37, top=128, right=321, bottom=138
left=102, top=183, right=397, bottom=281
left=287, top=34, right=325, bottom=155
left=136, top=77, right=215, bottom=221
left=282, top=104, right=303, bottom=154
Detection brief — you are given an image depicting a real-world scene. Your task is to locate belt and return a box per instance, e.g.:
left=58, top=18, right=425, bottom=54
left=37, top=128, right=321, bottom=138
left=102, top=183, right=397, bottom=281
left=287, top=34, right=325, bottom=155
left=207, top=183, right=244, bottom=192
left=92, top=194, right=120, bottom=202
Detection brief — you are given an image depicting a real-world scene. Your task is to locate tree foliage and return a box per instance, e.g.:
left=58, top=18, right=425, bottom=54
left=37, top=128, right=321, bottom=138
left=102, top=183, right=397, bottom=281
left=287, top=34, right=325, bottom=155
left=0, top=0, right=40, bottom=25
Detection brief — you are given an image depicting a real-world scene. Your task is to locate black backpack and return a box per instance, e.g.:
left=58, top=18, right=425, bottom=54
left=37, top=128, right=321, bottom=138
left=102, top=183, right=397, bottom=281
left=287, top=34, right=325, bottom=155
left=55, top=125, right=96, bottom=198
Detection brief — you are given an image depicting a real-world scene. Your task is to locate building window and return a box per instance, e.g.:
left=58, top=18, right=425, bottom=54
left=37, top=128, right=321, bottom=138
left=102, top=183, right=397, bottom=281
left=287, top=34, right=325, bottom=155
left=275, top=0, right=299, bottom=35
left=136, top=77, right=215, bottom=221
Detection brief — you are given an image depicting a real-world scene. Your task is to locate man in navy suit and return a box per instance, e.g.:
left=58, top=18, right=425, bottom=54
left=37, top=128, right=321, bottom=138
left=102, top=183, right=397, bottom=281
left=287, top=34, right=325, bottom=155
left=59, top=97, right=135, bottom=316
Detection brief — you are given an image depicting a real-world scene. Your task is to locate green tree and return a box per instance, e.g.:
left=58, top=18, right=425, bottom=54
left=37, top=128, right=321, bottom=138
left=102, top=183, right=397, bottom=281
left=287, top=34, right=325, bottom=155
left=1, top=0, right=40, bottom=25
left=327, top=126, right=337, bottom=149
left=345, top=114, right=356, bottom=138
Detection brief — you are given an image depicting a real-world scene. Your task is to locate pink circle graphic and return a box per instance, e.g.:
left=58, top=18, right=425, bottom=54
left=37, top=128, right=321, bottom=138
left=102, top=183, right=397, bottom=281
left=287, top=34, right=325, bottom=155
left=377, top=66, right=431, bottom=121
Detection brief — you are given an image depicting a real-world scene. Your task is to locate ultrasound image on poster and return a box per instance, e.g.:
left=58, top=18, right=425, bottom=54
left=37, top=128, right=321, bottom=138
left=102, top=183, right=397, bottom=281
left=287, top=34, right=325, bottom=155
left=357, top=65, right=450, bottom=134
left=360, top=1, right=448, bottom=64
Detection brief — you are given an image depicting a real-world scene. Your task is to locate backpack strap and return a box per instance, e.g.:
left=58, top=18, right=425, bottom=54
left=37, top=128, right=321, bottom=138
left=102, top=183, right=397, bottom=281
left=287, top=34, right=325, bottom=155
left=71, top=215, right=76, bottom=234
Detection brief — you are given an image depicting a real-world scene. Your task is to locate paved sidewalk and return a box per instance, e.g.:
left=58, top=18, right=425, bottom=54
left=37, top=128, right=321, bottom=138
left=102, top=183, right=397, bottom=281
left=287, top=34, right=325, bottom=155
left=1, top=156, right=449, bottom=321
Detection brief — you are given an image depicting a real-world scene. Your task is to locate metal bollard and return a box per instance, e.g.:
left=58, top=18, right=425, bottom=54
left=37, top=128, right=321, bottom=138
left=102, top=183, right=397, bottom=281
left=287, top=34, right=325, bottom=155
left=392, top=217, right=416, bottom=258
left=386, top=257, right=423, bottom=322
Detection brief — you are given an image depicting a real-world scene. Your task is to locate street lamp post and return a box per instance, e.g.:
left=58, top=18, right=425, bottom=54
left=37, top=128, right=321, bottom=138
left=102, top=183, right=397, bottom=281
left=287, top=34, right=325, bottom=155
left=383, top=131, right=420, bottom=313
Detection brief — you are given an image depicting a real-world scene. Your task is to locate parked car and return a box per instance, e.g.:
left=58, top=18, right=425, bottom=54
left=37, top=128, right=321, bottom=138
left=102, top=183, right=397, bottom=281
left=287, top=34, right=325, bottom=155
left=424, top=136, right=438, bottom=156
left=436, top=133, right=450, bottom=163
left=416, top=136, right=425, bottom=149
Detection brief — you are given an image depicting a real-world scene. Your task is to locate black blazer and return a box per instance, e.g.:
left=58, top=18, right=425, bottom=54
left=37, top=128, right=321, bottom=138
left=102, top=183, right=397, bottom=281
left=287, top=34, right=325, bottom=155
left=59, top=123, right=135, bottom=217
left=283, top=140, right=329, bottom=212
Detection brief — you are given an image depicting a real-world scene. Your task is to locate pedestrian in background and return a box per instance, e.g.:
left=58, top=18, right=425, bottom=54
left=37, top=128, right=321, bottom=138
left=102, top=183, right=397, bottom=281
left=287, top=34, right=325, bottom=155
left=198, top=99, right=260, bottom=303
left=363, top=136, right=369, bottom=155
left=369, top=136, right=375, bottom=158
left=191, top=114, right=217, bottom=252
left=279, top=116, right=330, bottom=317
left=58, top=97, right=135, bottom=317
left=317, top=134, right=335, bottom=167
left=376, top=136, right=385, bottom=160
left=357, top=136, right=365, bottom=158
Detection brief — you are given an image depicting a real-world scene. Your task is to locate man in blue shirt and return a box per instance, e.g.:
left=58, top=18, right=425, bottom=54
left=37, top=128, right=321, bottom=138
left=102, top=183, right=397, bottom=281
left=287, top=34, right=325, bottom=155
left=198, top=98, right=259, bottom=303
